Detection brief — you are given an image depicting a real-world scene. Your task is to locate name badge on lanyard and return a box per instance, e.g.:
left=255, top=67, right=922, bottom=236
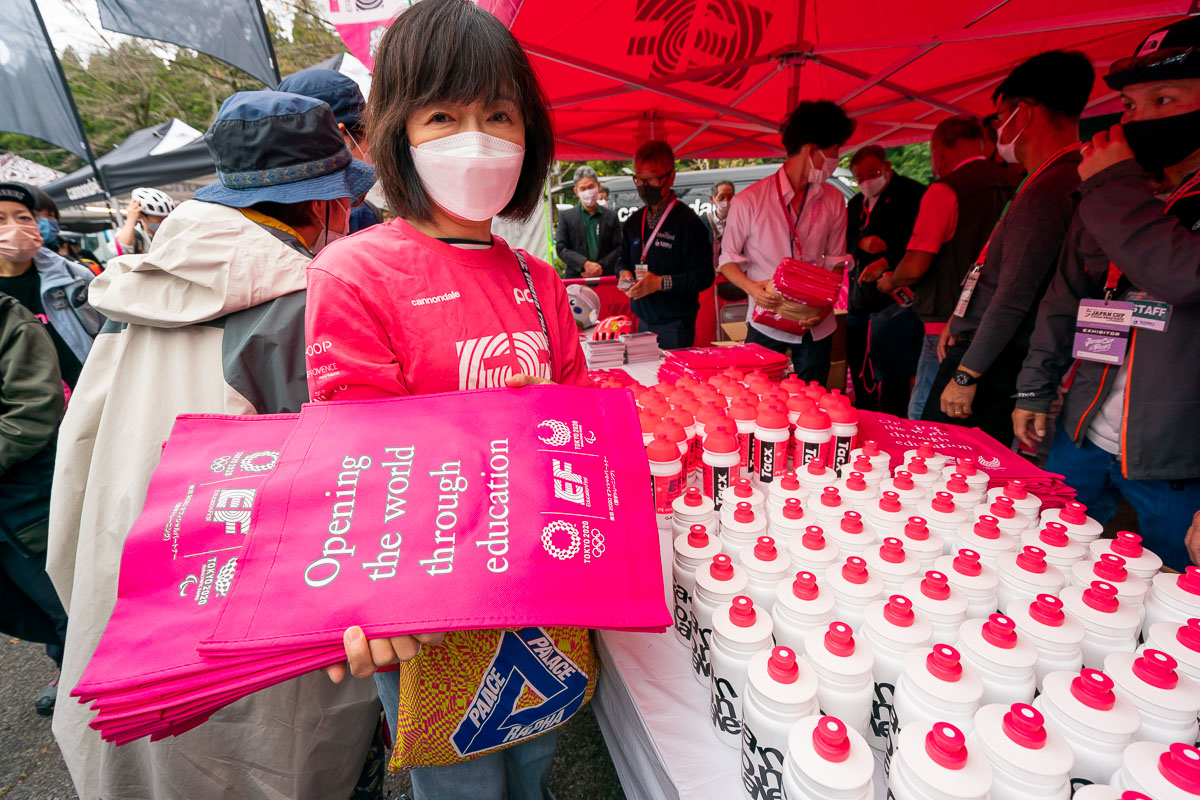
left=953, top=263, right=982, bottom=318
left=1073, top=299, right=1134, bottom=365
left=1128, top=290, right=1172, bottom=332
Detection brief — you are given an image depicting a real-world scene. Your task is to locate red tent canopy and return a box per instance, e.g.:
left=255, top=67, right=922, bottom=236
left=483, top=0, right=1192, bottom=160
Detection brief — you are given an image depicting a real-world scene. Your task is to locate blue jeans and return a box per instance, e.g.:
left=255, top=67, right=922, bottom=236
left=375, top=672, right=559, bottom=800
left=1046, top=426, right=1200, bottom=571
left=908, top=334, right=941, bottom=420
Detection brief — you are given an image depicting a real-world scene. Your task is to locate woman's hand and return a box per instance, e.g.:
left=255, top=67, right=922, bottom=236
left=323, top=626, right=446, bottom=683
left=506, top=374, right=553, bottom=388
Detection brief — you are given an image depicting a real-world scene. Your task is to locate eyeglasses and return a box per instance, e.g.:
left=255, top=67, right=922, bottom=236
left=854, top=167, right=884, bottom=182
left=1110, top=46, right=1199, bottom=77
left=633, top=170, right=673, bottom=187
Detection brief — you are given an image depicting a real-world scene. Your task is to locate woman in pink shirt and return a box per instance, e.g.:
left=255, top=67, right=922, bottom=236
left=306, top=0, right=593, bottom=797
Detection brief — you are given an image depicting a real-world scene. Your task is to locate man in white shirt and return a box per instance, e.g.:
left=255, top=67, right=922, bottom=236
left=717, top=101, right=855, bottom=382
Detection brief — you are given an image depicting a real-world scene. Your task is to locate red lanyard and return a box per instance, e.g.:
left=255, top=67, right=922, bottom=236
left=1106, top=170, right=1200, bottom=299
left=776, top=172, right=811, bottom=258
left=639, top=197, right=677, bottom=262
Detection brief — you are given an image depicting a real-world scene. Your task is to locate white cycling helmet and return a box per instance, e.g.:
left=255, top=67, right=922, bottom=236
left=131, top=187, right=176, bottom=217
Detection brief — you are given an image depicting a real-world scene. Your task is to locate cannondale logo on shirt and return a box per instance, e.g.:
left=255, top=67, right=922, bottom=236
left=541, top=520, right=605, bottom=562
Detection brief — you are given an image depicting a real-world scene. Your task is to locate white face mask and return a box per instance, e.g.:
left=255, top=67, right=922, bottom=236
left=995, top=106, right=1026, bottom=165
left=578, top=187, right=599, bottom=207
left=597, top=198, right=608, bottom=207
left=410, top=131, right=525, bottom=222
left=715, top=199, right=730, bottom=217
left=808, top=149, right=837, bottom=184
left=859, top=174, right=888, bottom=199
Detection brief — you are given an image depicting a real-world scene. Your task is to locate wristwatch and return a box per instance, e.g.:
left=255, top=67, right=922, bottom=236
left=953, top=369, right=979, bottom=387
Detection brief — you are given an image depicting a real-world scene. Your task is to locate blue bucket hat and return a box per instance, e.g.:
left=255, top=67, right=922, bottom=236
left=277, top=68, right=365, bottom=128
left=195, top=91, right=375, bottom=208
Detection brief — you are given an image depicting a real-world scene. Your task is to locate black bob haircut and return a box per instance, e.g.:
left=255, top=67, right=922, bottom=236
left=781, top=101, right=856, bottom=157
left=367, top=0, right=555, bottom=222
left=993, top=50, right=1095, bottom=119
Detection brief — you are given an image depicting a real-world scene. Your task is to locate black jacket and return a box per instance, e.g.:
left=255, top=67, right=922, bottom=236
left=617, top=200, right=715, bottom=324
left=555, top=204, right=621, bottom=278
left=846, top=174, right=927, bottom=315
left=1016, top=160, right=1200, bottom=481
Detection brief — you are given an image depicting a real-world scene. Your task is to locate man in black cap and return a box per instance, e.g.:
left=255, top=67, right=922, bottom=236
left=925, top=50, right=1095, bottom=444
left=1014, top=16, right=1200, bottom=570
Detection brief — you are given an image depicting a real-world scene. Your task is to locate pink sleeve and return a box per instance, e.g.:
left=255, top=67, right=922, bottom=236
left=305, top=265, right=409, bottom=402
left=546, top=268, right=592, bottom=388
left=906, top=183, right=959, bottom=253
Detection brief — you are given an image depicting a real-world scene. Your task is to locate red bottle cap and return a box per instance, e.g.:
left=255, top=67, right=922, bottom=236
left=802, top=526, right=826, bottom=550
left=754, top=536, right=778, bottom=562
left=787, top=395, right=816, bottom=414
left=879, top=537, right=907, bottom=564
left=639, top=412, right=660, bottom=434
left=989, top=496, right=1017, bottom=519
left=683, top=487, right=704, bottom=507
left=862, top=440, right=881, bottom=457
left=845, top=472, right=868, bottom=492
left=792, top=571, right=819, bottom=600
left=1133, top=649, right=1180, bottom=690
left=981, top=614, right=1018, bottom=649
left=704, top=431, right=739, bottom=455
left=733, top=478, right=754, bottom=498
left=1179, top=619, right=1200, bottom=652
left=1093, top=553, right=1129, bottom=583
left=1070, top=668, right=1116, bottom=710
left=955, top=457, right=978, bottom=476
left=1178, top=567, right=1200, bottom=596
left=953, top=549, right=982, bottom=577
left=730, top=402, right=757, bottom=421
left=879, top=491, right=903, bottom=513
left=783, top=497, right=805, bottom=520
left=853, top=455, right=874, bottom=473
left=667, top=409, right=694, bottom=429
left=921, top=571, right=951, bottom=600
left=1002, top=703, right=1047, bottom=749
left=883, top=595, right=916, bottom=626
left=1038, top=522, right=1070, bottom=548
left=927, top=644, right=963, bottom=681
left=827, top=404, right=858, bottom=424
left=1016, top=546, right=1048, bottom=574
left=687, top=524, right=710, bottom=548
left=946, top=473, right=970, bottom=493
left=842, top=557, right=870, bottom=585
left=812, top=716, right=851, bottom=762
left=906, top=456, right=928, bottom=475
left=916, top=441, right=937, bottom=460
left=1111, top=531, right=1144, bottom=559
left=973, top=516, right=1002, bottom=540
left=930, top=491, right=956, bottom=514
left=892, top=471, right=915, bottom=491
left=1083, top=581, right=1120, bottom=613
left=840, top=511, right=864, bottom=534
left=730, top=595, right=756, bottom=627
left=824, top=621, right=856, bottom=656
left=1059, top=501, right=1088, bottom=525
left=654, top=421, right=685, bottom=444
left=768, top=646, right=800, bottom=684
left=710, top=554, right=735, bottom=580
left=780, top=471, right=801, bottom=491
left=1029, top=594, right=1066, bottom=626
left=1159, top=743, right=1200, bottom=794
left=1004, top=480, right=1028, bottom=500
left=925, top=722, right=969, bottom=770
left=905, top=517, right=930, bottom=541
left=807, top=458, right=828, bottom=476
left=820, top=487, right=843, bottom=508
left=734, top=502, right=755, bottom=525
left=646, top=435, right=679, bottom=463
left=798, top=409, right=832, bottom=431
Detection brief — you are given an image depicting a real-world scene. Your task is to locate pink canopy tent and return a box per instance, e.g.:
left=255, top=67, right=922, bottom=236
left=331, top=0, right=1192, bottom=160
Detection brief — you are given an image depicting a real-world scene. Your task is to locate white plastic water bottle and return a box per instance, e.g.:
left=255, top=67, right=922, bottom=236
left=847, top=454, right=887, bottom=488
left=788, top=524, right=841, bottom=576
left=753, top=407, right=791, bottom=488
left=995, top=546, right=1065, bottom=612
left=804, top=622, right=875, bottom=740
left=894, top=645, right=983, bottom=744
left=1060, top=581, right=1142, bottom=669
left=863, top=537, right=922, bottom=597
left=888, top=720, right=993, bottom=800
left=902, top=570, right=968, bottom=645
left=863, top=595, right=934, bottom=753
left=936, top=473, right=986, bottom=510
left=824, top=557, right=885, bottom=632
left=1089, top=532, right=1162, bottom=581
left=828, top=404, right=859, bottom=471
left=810, top=487, right=854, bottom=532
left=771, top=571, right=835, bottom=655
left=781, top=715, right=875, bottom=800
left=954, top=516, right=1017, bottom=568
left=971, top=495, right=1031, bottom=539
left=647, top=434, right=684, bottom=530
left=709, top=595, right=774, bottom=748
left=902, top=456, right=942, bottom=493
left=833, top=471, right=878, bottom=513
left=1039, top=501, right=1104, bottom=545
left=1112, top=741, right=1200, bottom=798
left=796, top=457, right=837, bottom=495
left=671, top=523, right=723, bottom=647
left=721, top=478, right=766, bottom=522
left=691, top=553, right=749, bottom=687
left=701, top=430, right=741, bottom=512
left=968, top=702, right=1073, bottom=800
left=1144, top=568, right=1200, bottom=637
left=766, top=470, right=808, bottom=516
left=1072, top=553, right=1149, bottom=622
left=862, top=491, right=912, bottom=542
left=896, top=516, right=946, bottom=570
left=793, top=409, right=833, bottom=468
left=849, top=439, right=891, bottom=474
left=671, top=486, right=717, bottom=540
left=934, top=549, right=999, bottom=621
left=767, top=497, right=808, bottom=547
left=1142, top=619, right=1200, bottom=684
left=739, top=646, right=819, bottom=799
left=1033, top=668, right=1142, bottom=786
left=1006, top=594, right=1085, bottom=690
left=879, top=471, right=928, bottom=512
left=1105, top=648, right=1200, bottom=746
left=903, top=442, right=949, bottom=473
left=985, top=480, right=1042, bottom=519
left=917, top=491, right=969, bottom=552
left=940, top=456, right=990, bottom=492
left=825, top=510, right=876, bottom=558
left=738, top=536, right=790, bottom=612
left=956, top=614, right=1037, bottom=706
left=722, top=502, right=767, bottom=564
left=1020, top=522, right=1087, bottom=570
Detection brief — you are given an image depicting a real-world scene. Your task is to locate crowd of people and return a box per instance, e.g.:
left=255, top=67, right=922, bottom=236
left=0, top=0, right=1198, bottom=797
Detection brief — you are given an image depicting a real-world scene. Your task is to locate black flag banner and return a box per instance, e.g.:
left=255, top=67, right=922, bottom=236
left=97, top=0, right=280, bottom=88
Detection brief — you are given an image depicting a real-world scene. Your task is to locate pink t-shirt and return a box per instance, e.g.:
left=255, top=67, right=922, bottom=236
left=305, top=219, right=590, bottom=401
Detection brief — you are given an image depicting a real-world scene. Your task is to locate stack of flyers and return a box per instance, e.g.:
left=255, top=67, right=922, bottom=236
left=620, top=331, right=660, bottom=363
left=582, top=338, right=626, bottom=369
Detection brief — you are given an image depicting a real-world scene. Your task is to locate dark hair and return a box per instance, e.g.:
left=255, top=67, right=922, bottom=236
left=367, top=0, right=554, bottom=222
left=28, top=185, right=59, bottom=219
left=781, top=101, right=856, bottom=156
left=933, top=115, right=986, bottom=149
left=994, top=50, right=1095, bottom=119
left=849, top=145, right=887, bottom=168
left=634, top=139, right=675, bottom=170
left=709, top=179, right=734, bottom=196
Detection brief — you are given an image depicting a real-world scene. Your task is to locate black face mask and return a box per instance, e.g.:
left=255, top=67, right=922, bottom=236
left=637, top=184, right=664, bottom=207
left=1123, top=107, right=1200, bottom=172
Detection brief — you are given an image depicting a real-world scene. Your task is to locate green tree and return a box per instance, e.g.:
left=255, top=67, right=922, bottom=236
left=886, top=142, right=933, bottom=185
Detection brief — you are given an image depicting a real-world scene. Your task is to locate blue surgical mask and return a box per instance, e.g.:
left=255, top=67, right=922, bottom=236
left=37, top=217, right=59, bottom=243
